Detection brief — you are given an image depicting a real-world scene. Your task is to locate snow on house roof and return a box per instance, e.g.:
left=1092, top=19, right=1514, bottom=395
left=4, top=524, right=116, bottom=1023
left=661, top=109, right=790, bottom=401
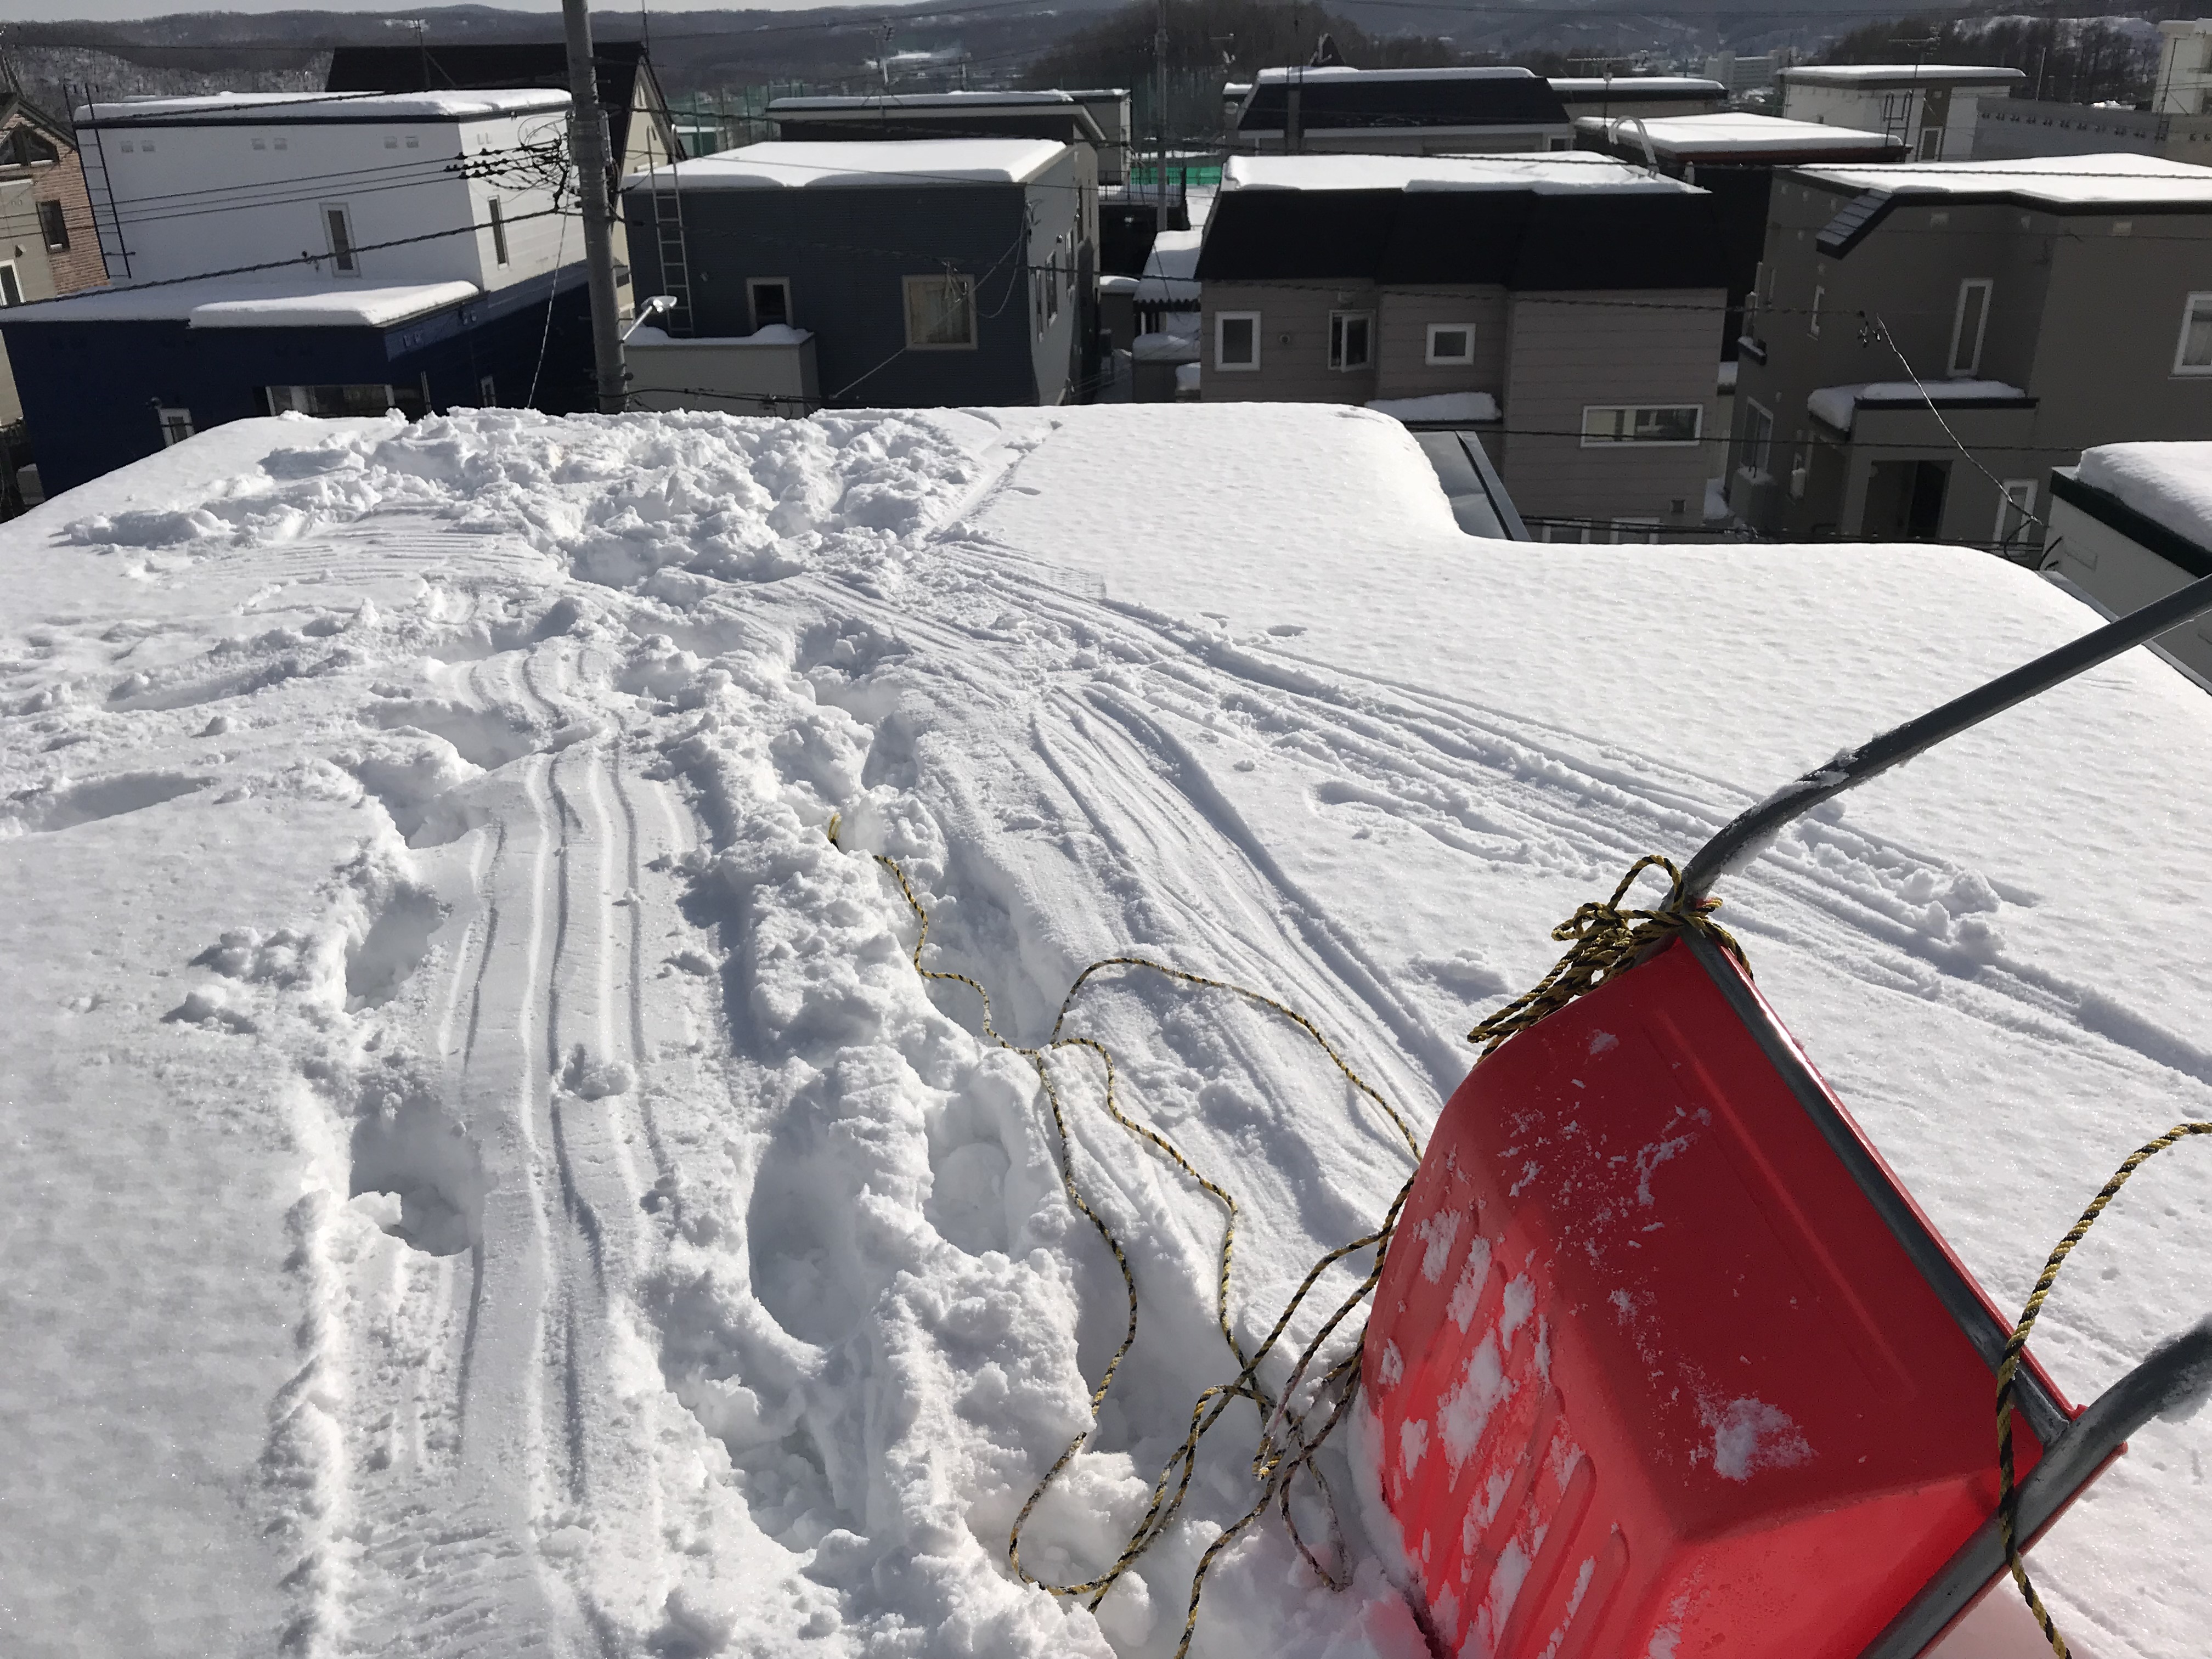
left=624, top=138, right=1066, bottom=190
left=1222, top=150, right=1701, bottom=195
left=769, top=91, right=1087, bottom=111
left=2076, top=441, right=2212, bottom=550
left=1237, top=64, right=1568, bottom=133
left=1797, top=151, right=2212, bottom=207
left=75, top=88, right=569, bottom=126
left=1807, top=379, right=2030, bottom=432
left=0, top=276, right=483, bottom=328
left=1779, top=63, right=2025, bottom=88
left=1252, top=64, right=1539, bottom=84
left=1577, top=110, right=1907, bottom=157
left=4, top=400, right=2211, bottom=1659
left=1135, top=227, right=1203, bottom=303
left=1549, top=76, right=1727, bottom=97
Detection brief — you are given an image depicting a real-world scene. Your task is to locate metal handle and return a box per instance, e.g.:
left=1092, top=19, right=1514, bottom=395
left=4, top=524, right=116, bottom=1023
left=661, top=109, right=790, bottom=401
left=1861, top=1314, right=2212, bottom=1659
left=1680, top=571, right=2212, bottom=902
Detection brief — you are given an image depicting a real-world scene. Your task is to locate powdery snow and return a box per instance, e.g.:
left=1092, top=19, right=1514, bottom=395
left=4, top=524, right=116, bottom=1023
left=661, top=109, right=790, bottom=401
left=2077, top=440, right=2212, bottom=550
left=2, top=401, right=2211, bottom=1659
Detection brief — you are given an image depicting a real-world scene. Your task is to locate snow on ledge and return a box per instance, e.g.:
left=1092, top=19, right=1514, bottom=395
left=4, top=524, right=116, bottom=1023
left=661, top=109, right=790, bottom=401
left=1367, top=392, right=1501, bottom=424
left=626, top=323, right=812, bottom=348
left=1575, top=111, right=1905, bottom=156
left=78, top=89, right=569, bottom=125
left=2077, top=441, right=2212, bottom=551
left=1807, top=380, right=2029, bottom=435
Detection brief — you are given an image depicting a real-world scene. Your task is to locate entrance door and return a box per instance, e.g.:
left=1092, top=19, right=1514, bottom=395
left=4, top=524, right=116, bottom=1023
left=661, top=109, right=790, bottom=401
left=1861, top=459, right=1951, bottom=540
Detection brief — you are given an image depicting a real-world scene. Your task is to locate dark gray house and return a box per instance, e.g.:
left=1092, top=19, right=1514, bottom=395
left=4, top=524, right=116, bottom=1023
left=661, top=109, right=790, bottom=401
left=619, top=139, right=1091, bottom=411
left=1227, top=66, right=1573, bottom=155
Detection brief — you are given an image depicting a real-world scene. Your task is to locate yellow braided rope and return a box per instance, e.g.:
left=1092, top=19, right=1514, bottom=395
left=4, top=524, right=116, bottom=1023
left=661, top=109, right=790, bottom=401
left=826, top=816, right=1420, bottom=1655
left=1996, top=1121, right=2212, bottom=1658
left=1466, top=854, right=1747, bottom=1057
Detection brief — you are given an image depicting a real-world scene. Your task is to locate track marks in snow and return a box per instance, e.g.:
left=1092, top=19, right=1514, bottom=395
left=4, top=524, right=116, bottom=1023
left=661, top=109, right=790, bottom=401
left=2, top=769, right=211, bottom=833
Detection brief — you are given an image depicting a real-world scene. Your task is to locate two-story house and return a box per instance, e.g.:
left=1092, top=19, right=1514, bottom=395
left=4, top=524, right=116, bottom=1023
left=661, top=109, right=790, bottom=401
left=618, top=139, right=1091, bottom=412
left=1778, top=64, right=2025, bottom=161
left=1193, top=153, right=1730, bottom=540
left=0, top=89, right=592, bottom=494
left=1728, top=154, right=2212, bottom=552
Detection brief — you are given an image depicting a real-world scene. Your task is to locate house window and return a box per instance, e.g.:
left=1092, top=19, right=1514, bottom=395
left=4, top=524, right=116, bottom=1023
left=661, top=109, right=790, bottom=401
left=489, top=198, right=509, bottom=267
left=2173, top=292, right=2212, bottom=374
left=1215, top=311, right=1261, bottom=371
left=903, top=273, right=977, bottom=349
left=1046, top=253, right=1060, bottom=323
left=1740, top=399, right=1775, bottom=479
left=1993, top=479, right=2039, bottom=553
left=749, top=278, right=791, bottom=331
left=262, top=385, right=399, bottom=417
left=156, top=407, right=195, bottom=447
left=1809, top=285, right=1823, bottom=337
left=1949, top=279, right=1992, bottom=376
left=1918, top=126, right=1944, bottom=160
left=1328, top=310, right=1373, bottom=371
left=1425, top=322, right=1475, bottom=365
left=0, top=263, right=19, bottom=307
left=323, top=203, right=359, bottom=276
left=37, top=201, right=67, bottom=252
left=1581, top=405, right=1703, bottom=445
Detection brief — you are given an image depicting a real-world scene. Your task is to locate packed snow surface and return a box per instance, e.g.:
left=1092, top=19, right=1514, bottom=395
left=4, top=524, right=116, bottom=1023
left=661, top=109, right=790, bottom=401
left=4, top=403, right=2212, bottom=1659
left=2078, top=441, right=2212, bottom=549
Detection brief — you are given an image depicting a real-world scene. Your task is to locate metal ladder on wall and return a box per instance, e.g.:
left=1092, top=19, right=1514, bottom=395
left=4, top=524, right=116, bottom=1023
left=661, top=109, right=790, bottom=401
left=646, top=155, right=693, bottom=337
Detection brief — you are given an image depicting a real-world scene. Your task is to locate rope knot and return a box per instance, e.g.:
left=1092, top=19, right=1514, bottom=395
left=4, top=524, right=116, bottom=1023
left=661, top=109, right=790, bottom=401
left=1467, top=855, right=1747, bottom=1058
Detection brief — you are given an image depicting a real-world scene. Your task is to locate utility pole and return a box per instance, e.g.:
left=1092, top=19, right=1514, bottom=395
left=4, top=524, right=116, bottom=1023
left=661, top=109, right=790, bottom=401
left=561, top=0, right=625, bottom=413
left=1155, top=0, right=1171, bottom=222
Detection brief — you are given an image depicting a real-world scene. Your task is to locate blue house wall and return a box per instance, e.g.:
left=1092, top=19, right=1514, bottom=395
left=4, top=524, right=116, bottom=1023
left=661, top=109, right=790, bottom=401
left=1, top=270, right=594, bottom=496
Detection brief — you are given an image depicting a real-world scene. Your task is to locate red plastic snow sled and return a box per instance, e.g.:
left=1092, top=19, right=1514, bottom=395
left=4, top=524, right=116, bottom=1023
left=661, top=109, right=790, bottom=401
left=1364, top=574, right=2212, bottom=1659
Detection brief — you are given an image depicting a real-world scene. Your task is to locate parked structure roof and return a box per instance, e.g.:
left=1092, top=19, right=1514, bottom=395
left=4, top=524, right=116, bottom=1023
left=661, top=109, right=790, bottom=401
left=628, top=138, right=1066, bottom=190
left=0, top=275, right=481, bottom=327
left=1234, top=65, right=1569, bottom=133
left=1778, top=64, right=2026, bottom=90
left=1199, top=153, right=1726, bottom=287
left=74, top=89, right=568, bottom=127
left=1576, top=111, right=1906, bottom=160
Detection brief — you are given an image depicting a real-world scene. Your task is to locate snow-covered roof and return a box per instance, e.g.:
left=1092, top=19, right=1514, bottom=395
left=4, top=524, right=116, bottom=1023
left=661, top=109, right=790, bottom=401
left=1251, top=64, right=1539, bottom=85
left=75, top=89, right=569, bottom=126
left=768, top=91, right=1086, bottom=111
left=1223, top=150, right=1701, bottom=195
left=4, top=401, right=2211, bottom=1659
left=1549, top=76, right=1726, bottom=95
left=1136, top=227, right=1201, bottom=303
left=1780, top=63, right=2025, bottom=88
left=2076, top=441, right=2212, bottom=550
left=1797, top=151, right=2212, bottom=207
left=1577, top=110, right=1906, bottom=157
left=1808, top=379, right=2030, bottom=432
left=1367, top=391, right=1501, bottom=423
left=624, top=138, right=1066, bottom=191
left=0, top=276, right=481, bottom=329
left=625, top=323, right=813, bottom=348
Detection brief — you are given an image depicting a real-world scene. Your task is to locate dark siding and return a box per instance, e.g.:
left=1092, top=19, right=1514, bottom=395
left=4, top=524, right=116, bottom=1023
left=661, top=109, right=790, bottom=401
left=623, top=173, right=1056, bottom=407
left=3, top=278, right=592, bottom=494
left=1238, top=72, right=1567, bottom=132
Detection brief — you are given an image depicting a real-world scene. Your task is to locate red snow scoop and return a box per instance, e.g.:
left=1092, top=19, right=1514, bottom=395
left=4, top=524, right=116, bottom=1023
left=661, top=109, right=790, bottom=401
left=1363, top=573, right=2212, bottom=1659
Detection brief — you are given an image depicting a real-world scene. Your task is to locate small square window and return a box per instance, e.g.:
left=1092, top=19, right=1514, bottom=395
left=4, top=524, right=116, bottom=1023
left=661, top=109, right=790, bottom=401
left=385, top=135, right=398, bottom=149
left=1215, top=311, right=1260, bottom=371
left=904, top=273, right=976, bottom=349
left=1425, top=323, right=1475, bottom=365
left=2175, top=292, right=2212, bottom=375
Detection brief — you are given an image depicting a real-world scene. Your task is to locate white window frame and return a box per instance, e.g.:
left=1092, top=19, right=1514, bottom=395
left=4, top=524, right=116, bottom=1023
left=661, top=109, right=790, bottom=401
left=488, top=197, right=509, bottom=267
left=1581, top=404, right=1704, bottom=447
left=0, top=262, right=19, bottom=307
left=1425, top=321, right=1476, bottom=365
left=1993, top=479, right=2038, bottom=550
left=1917, top=126, right=1945, bottom=161
left=1215, top=311, right=1261, bottom=372
left=748, top=277, right=792, bottom=332
left=1739, top=398, right=1775, bottom=481
left=2172, top=291, right=2212, bottom=375
left=1328, top=309, right=1374, bottom=372
left=902, top=272, right=977, bottom=350
left=321, top=201, right=360, bottom=277
left=156, top=406, right=195, bottom=448
left=1949, top=278, right=1993, bottom=377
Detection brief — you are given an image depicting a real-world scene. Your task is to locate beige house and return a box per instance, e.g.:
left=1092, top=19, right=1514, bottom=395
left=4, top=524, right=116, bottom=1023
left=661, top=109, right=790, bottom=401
left=1728, top=154, right=2212, bottom=551
left=1194, top=154, right=1729, bottom=540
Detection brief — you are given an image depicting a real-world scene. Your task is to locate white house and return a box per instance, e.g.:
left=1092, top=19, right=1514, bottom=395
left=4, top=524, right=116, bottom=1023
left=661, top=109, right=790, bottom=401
left=1778, top=64, right=2025, bottom=160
